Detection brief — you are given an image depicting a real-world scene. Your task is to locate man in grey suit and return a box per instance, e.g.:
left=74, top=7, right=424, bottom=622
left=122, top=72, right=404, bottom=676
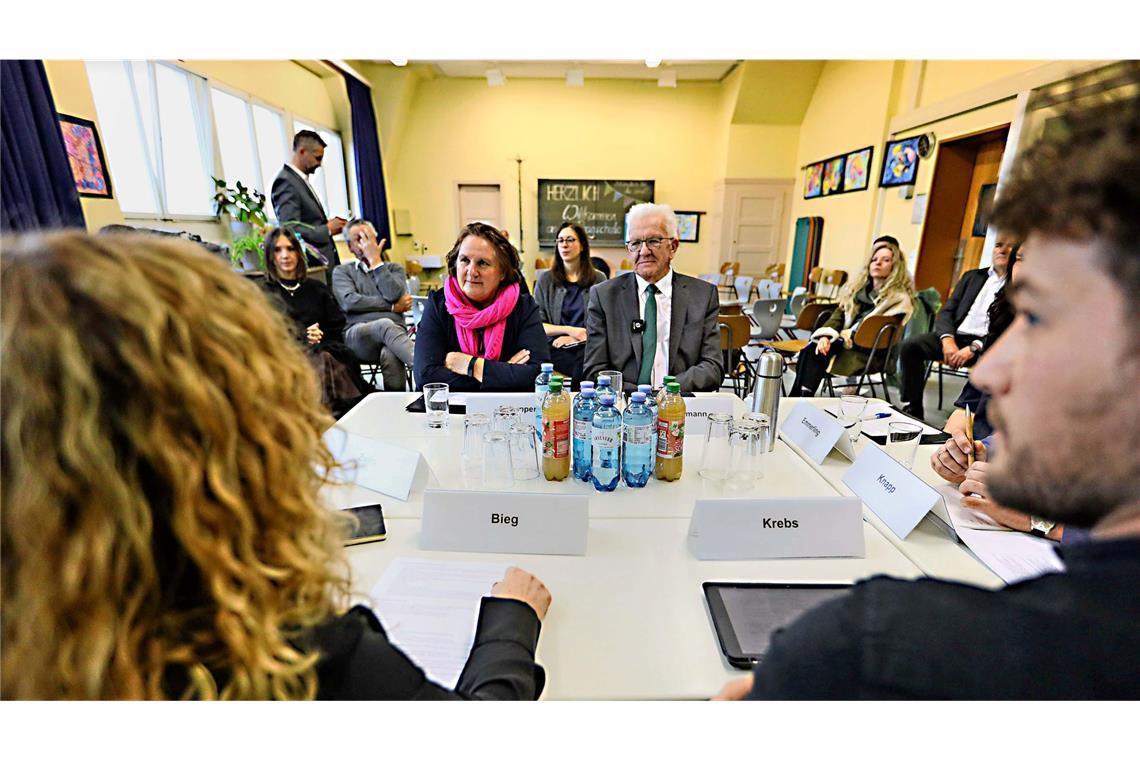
left=582, top=203, right=723, bottom=393
left=271, top=130, right=346, bottom=266
left=332, top=218, right=415, bottom=391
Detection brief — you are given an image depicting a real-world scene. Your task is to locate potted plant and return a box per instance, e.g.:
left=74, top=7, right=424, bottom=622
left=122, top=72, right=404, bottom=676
left=229, top=229, right=267, bottom=272
left=212, top=177, right=268, bottom=238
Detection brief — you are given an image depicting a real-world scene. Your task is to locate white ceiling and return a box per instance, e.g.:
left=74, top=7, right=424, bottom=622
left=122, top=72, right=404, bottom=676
left=413, top=60, right=739, bottom=82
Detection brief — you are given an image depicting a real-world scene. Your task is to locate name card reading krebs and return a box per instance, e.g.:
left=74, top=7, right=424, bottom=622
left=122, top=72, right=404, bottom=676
left=687, top=497, right=864, bottom=560
left=842, top=443, right=944, bottom=539
left=421, top=489, right=588, bottom=556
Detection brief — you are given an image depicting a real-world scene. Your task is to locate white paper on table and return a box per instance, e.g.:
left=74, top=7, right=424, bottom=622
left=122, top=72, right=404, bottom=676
left=935, top=482, right=1007, bottom=532
left=370, top=558, right=508, bottom=689
left=817, top=399, right=941, bottom=437
left=955, top=526, right=1065, bottom=584
left=449, top=394, right=467, bottom=406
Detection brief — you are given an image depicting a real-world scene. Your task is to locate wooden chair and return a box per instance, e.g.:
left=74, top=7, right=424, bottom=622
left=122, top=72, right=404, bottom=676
left=719, top=261, right=740, bottom=298
left=718, top=314, right=753, bottom=398
left=535, top=256, right=553, bottom=270
left=824, top=314, right=906, bottom=403
left=404, top=260, right=424, bottom=277
left=619, top=259, right=635, bottom=271
left=762, top=262, right=785, bottom=282
left=718, top=302, right=743, bottom=316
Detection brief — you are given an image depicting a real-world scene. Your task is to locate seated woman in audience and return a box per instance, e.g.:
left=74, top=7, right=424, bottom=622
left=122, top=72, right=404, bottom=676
left=413, top=222, right=550, bottom=392
left=0, top=232, right=551, bottom=699
left=533, top=223, right=608, bottom=382
left=789, top=239, right=916, bottom=396
left=261, top=227, right=373, bottom=417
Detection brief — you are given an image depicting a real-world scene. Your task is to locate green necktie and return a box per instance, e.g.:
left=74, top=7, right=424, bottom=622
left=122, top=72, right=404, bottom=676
left=639, top=283, right=658, bottom=386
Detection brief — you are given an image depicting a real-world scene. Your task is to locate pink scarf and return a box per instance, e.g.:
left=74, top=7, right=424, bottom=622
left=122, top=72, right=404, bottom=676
left=444, top=277, right=520, bottom=362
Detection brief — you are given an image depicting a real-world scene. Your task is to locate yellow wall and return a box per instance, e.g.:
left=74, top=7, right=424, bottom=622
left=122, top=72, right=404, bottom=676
left=181, top=60, right=340, bottom=129
left=386, top=76, right=727, bottom=277
left=725, top=124, right=800, bottom=178
left=917, top=60, right=1054, bottom=108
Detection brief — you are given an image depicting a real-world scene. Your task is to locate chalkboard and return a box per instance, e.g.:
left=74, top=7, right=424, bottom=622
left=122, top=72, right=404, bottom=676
left=538, top=179, right=655, bottom=248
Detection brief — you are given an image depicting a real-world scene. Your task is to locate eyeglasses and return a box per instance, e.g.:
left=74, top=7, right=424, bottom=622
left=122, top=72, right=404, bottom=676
left=626, top=237, right=671, bottom=253
left=555, top=237, right=579, bottom=245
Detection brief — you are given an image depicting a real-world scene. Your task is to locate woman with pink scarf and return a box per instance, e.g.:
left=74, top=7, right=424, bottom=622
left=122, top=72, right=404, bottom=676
left=413, top=223, right=550, bottom=392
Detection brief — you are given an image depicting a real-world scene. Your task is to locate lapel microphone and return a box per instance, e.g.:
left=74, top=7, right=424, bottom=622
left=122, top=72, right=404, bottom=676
left=631, top=319, right=646, bottom=334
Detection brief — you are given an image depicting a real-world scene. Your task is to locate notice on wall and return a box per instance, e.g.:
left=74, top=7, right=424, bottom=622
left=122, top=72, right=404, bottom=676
left=537, top=179, right=655, bottom=248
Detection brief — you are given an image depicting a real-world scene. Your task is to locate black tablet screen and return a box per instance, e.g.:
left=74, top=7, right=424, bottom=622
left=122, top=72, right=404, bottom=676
left=714, top=585, right=849, bottom=655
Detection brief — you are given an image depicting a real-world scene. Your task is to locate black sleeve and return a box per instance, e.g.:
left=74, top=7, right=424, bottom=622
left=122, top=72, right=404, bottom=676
left=479, top=297, right=550, bottom=391
left=315, top=282, right=347, bottom=344
left=314, top=600, right=543, bottom=700
left=933, top=270, right=976, bottom=337
left=581, top=286, right=609, bottom=385
left=413, top=295, right=480, bottom=392
left=746, top=592, right=864, bottom=699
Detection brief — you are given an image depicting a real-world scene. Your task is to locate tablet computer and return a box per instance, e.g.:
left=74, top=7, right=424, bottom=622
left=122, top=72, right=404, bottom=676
left=703, top=582, right=853, bottom=669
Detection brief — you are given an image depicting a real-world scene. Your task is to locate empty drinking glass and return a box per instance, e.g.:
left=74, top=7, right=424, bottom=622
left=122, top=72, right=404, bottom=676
left=887, top=421, right=923, bottom=469
left=461, top=413, right=491, bottom=479
left=699, top=413, right=734, bottom=481
left=481, top=431, right=514, bottom=490
left=508, top=422, right=540, bottom=481
left=838, top=395, right=869, bottom=447
left=728, top=418, right=767, bottom=486
left=492, top=405, right=520, bottom=435
left=598, top=370, right=624, bottom=410
left=423, top=382, right=449, bottom=429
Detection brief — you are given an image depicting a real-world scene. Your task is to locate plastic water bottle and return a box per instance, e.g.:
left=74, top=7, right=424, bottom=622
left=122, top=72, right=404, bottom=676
left=622, top=392, right=654, bottom=488
left=534, top=362, right=554, bottom=430
left=572, top=387, right=598, bottom=482
left=590, top=395, right=621, bottom=492
left=637, top=383, right=658, bottom=430
left=596, top=375, right=616, bottom=407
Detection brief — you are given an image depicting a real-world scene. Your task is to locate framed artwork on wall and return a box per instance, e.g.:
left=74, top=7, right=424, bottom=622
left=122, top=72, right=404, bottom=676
left=675, top=211, right=703, bottom=242
left=804, top=163, right=824, bottom=198
left=821, top=156, right=846, bottom=196
left=57, top=113, right=113, bottom=199
left=843, top=146, right=873, bottom=192
left=880, top=136, right=921, bottom=187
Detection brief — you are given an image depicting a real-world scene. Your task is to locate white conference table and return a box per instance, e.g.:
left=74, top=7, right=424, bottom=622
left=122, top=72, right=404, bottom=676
left=327, top=392, right=982, bottom=699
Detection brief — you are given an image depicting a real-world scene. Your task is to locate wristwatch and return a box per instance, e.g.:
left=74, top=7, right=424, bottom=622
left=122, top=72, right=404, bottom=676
left=1029, top=516, right=1056, bottom=538
left=969, top=339, right=984, bottom=354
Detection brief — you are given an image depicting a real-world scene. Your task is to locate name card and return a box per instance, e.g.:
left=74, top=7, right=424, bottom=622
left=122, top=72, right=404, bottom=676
left=841, top=443, right=944, bottom=539
left=325, top=429, right=437, bottom=501
left=779, top=400, right=856, bottom=463
left=422, top=489, right=589, bottom=556
left=464, top=392, right=540, bottom=420
left=687, top=497, right=864, bottom=560
left=682, top=395, right=736, bottom=437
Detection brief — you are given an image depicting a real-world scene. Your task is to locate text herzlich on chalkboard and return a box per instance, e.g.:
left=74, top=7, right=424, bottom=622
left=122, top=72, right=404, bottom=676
left=537, top=179, right=654, bottom=248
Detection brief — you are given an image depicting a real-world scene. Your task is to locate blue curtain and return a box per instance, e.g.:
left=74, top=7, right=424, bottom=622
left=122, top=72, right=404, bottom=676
left=342, top=72, right=391, bottom=242
left=1, top=60, right=86, bottom=233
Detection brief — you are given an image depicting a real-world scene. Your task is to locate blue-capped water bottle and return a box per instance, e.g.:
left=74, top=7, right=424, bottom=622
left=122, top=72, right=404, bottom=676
left=590, top=395, right=621, bottom=492
left=534, top=362, right=554, bottom=430
left=596, top=375, right=616, bottom=407
left=572, top=387, right=598, bottom=482
left=622, top=392, right=654, bottom=488
left=637, top=383, right=658, bottom=430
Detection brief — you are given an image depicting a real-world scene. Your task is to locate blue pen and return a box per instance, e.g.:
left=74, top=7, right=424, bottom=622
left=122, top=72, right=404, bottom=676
left=862, top=412, right=892, bottom=421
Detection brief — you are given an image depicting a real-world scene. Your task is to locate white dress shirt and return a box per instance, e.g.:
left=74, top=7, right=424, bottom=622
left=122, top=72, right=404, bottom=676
left=953, top=267, right=1007, bottom=339
left=634, top=269, right=673, bottom=387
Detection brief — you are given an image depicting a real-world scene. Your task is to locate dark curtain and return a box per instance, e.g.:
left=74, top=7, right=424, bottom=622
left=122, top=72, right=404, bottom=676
left=342, top=72, right=391, bottom=243
left=1, top=60, right=86, bottom=233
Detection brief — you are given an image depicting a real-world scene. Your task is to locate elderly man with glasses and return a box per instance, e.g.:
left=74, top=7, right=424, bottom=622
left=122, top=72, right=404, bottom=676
left=582, top=203, right=723, bottom=393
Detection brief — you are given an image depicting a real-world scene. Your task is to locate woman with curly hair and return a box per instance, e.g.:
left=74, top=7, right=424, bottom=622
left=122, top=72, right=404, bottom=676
left=0, top=231, right=550, bottom=700
left=789, top=239, right=916, bottom=396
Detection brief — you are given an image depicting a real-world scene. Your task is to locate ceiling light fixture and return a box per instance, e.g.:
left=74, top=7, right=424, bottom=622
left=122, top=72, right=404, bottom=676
left=566, top=68, right=584, bottom=87
left=646, top=59, right=662, bottom=68
left=657, top=70, right=677, bottom=88
left=486, top=68, right=506, bottom=87
left=391, top=59, right=408, bottom=67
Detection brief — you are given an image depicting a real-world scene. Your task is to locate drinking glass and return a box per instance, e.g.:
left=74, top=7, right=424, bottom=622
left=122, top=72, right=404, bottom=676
left=461, top=413, right=491, bottom=478
left=886, top=421, right=923, bottom=469
left=423, top=382, right=449, bottom=429
left=508, top=422, right=540, bottom=481
left=481, top=431, right=514, bottom=490
left=598, top=370, right=624, bottom=410
left=838, top=395, right=869, bottom=447
left=492, top=405, right=520, bottom=435
left=728, top=418, right=767, bottom=486
left=699, top=413, right=734, bottom=481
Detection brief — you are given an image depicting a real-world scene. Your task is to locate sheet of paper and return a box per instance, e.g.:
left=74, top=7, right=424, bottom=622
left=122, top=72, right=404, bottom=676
left=955, top=527, right=1065, bottom=584
left=936, top=482, right=1007, bottom=531
left=369, top=558, right=508, bottom=689
left=818, top=398, right=941, bottom=437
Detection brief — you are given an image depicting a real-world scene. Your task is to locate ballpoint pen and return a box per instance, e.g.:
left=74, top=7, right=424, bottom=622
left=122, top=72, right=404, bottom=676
left=861, top=412, right=892, bottom=421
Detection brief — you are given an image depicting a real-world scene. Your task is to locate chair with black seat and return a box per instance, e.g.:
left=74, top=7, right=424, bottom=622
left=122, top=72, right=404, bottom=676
left=823, top=314, right=906, bottom=402
left=718, top=313, right=753, bottom=398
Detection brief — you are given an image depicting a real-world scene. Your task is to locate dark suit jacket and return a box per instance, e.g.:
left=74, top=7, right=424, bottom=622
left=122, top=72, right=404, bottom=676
left=582, top=271, right=723, bottom=393
left=933, top=268, right=994, bottom=338
left=270, top=165, right=338, bottom=265
left=412, top=288, right=551, bottom=392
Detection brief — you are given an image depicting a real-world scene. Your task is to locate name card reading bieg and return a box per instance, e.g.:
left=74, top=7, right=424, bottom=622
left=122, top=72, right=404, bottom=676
left=779, top=400, right=856, bottom=463
left=687, top=497, right=864, bottom=560
left=841, top=443, right=944, bottom=539
left=421, top=489, right=589, bottom=556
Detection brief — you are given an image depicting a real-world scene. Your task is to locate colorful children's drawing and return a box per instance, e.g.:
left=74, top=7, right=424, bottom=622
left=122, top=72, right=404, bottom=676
left=880, top=136, right=921, bottom=187
left=804, top=163, right=824, bottom=198
left=58, top=115, right=113, bottom=198
left=844, top=147, right=872, bottom=191
left=821, top=156, right=845, bottom=196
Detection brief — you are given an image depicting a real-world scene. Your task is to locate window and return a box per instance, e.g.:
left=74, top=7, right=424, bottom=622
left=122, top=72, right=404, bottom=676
left=210, top=87, right=288, bottom=219
left=294, top=120, right=351, bottom=219
left=86, top=61, right=214, bottom=217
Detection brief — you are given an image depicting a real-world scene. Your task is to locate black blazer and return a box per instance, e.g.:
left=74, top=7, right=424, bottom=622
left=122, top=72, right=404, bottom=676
left=413, top=288, right=551, bottom=392
left=581, top=271, right=723, bottom=392
left=933, top=268, right=993, bottom=338
left=270, top=165, right=338, bottom=265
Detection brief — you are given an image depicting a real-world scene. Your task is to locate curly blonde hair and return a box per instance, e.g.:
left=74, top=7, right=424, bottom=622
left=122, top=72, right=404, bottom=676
left=1, top=232, right=352, bottom=699
left=837, top=240, right=916, bottom=318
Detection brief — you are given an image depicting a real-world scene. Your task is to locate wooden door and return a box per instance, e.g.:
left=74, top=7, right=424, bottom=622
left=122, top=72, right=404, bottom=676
left=953, top=137, right=1005, bottom=279
left=720, top=181, right=792, bottom=277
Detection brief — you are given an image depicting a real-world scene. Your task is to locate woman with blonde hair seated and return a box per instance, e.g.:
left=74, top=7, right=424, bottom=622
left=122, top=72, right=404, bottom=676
left=1, top=231, right=550, bottom=700
left=789, top=239, right=916, bottom=396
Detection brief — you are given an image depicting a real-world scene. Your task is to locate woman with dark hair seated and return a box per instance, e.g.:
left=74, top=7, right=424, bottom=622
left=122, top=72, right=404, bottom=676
left=261, top=227, right=374, bottom=417
left=0, top=231, right=551, bottom=699
left=413, top=222, right=550, bottom=392
left=533, top=223, right=607, bottom=382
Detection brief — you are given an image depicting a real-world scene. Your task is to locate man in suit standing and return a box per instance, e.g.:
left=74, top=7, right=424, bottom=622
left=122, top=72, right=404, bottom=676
left=898, top=233, right=1017, bottom=420
left=582, top=203, right=722, bottom=393
left=271, top=130, right=346, bottom=267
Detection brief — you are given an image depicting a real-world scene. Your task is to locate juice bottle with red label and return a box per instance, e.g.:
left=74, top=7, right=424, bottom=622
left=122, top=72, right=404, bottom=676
left=542, top=377, right=571, bottom=481
left=654, top=381, right=685, bottom=481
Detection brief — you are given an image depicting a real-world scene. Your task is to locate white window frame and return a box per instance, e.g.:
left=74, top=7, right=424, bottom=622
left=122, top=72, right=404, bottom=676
left=208, top=80, right=291, bottom=220
left=289, top=115, right=357, bottom=221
